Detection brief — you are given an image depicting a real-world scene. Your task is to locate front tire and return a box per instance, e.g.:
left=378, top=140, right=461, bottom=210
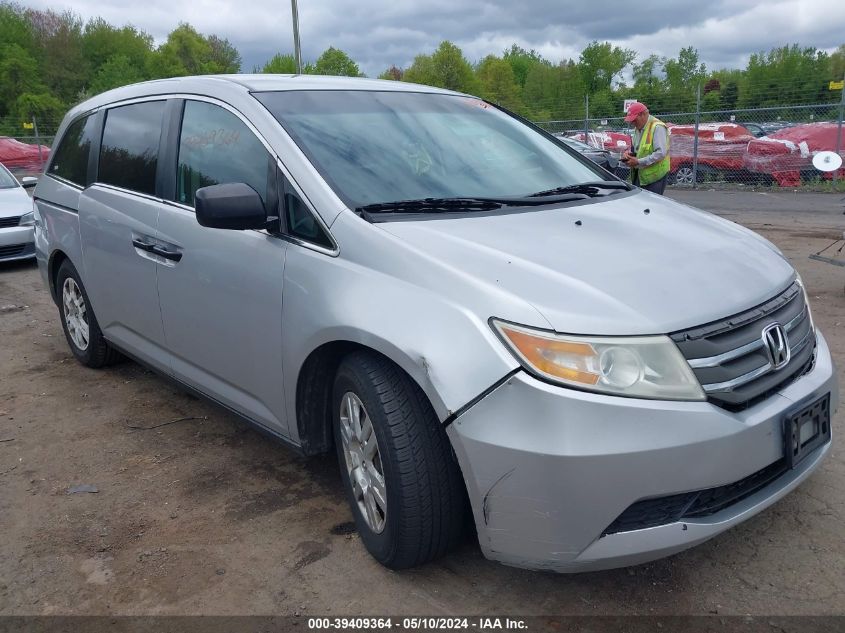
left=56, top=260, right=121, bottom=368
left=332, top=351, right=465, bottom=569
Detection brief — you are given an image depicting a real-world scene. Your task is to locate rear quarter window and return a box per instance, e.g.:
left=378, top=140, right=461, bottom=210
left=49, top=115, right=98, bottom=187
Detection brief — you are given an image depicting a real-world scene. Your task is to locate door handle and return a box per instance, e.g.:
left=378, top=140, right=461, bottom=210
left=150, top=245, right=183, bottom=262
left=131, top=238, right=157, bottom=254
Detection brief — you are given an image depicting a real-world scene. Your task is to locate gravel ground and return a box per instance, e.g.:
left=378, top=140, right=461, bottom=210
left=0, top=190, right=843, bottom=616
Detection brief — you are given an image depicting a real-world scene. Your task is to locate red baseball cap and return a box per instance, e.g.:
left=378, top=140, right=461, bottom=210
left=624, top=102, right=647, bottom=122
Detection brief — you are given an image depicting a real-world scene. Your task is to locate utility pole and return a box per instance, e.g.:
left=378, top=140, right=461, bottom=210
left=691, top=83, right=701, bottom=188
left=291, top=0, right=303, bottom=74
left=584, top=94, right=589, bottom=142
left=836, top=73, right=844, bottom=183
left=32, top=116, right=43, bottom=168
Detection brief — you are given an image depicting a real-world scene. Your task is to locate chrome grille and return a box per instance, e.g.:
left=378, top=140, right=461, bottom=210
left=671, top=282, right=815, bottom=411
left=0, top=216, right=22, bottom=228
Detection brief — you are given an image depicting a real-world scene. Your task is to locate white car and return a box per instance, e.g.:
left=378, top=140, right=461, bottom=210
left=0, top=163, right=36, bottom=261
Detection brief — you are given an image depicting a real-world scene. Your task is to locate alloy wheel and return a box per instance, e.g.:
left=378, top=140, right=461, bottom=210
left=339, top=391, right=387, bottom=533
left=62, top=277, right=89, bottom=351
left=674, top=166, right=695, bottom=186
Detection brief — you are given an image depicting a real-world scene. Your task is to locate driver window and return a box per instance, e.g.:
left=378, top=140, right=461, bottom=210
left=177, top=100, right=273, bottom=211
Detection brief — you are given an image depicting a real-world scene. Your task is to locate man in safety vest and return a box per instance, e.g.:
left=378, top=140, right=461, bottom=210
left=621, top=102, right=670, bottom=195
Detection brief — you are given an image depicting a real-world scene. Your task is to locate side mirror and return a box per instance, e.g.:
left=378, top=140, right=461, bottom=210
left=195, top=182, right=270, bottom=230
left=21, top=176, right=37, bottom=189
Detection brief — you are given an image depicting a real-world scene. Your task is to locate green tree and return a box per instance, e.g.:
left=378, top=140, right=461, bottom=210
left=208, top=35, right=241, bottom=73
left=719, top=80, right=739, bottom=110
left=578, top=41, right=635, bottom=94
left=313, top=47, right=361, bottom=76
left=13, top=90, right=64, bottom=123
left=0, top=3, right=36, bottom=53
left=90, top=54, right=145, bottom=94
left=705, top=68, right=743, bottom=112
left=662, top=47, right=706, bottom=110
left=147, top=23, right=235, bottom=78
left=663, top=47, right=706, bottom=92
left=523, top=60, right=584, bottom=121
left=502, top=44, right=548, bottom=88
left=377, top=65, right=403, bottom=81
left=82, top=18, right=152, bottom=74
left=0, top=44, right=40, bottom=109
left=829, top=44, right=845, bottom=81
left=261, top=53, right=298, bottom=73
left=631, top=54, right=666, bottom=111
left=26, top=9, right=88, bottom=104
left=404, top=41, right=479, bottom=94
left=740, top=45, right=832, bottom=107
left=476, top=55, right=523, bottom=112
left=402, top=53, right=436, bottom=86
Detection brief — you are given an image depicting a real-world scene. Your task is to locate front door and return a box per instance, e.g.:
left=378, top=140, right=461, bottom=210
left=155, top=99, right=289, bottom=436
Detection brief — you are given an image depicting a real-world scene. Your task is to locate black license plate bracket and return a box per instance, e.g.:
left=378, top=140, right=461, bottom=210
left=784, top=393, right=831, bottom=469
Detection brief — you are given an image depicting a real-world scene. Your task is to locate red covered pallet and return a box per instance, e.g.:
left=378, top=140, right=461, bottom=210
left=743, top=123, right=845, bottom=186
left=0, top=137, right=50, bottom=171
left=666, top=122, right=755, bottom=174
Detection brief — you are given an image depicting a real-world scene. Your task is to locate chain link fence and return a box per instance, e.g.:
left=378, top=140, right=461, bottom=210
left=535, top=99, right=845, bottom=190
left=2, top=91, right=844, bottom=190
left=0, top=115, right=60, bottom=180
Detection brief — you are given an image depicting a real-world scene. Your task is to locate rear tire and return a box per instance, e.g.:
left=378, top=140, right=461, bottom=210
left=332, top=351, right=465, bottom=569
left=56, top=260, right=121, bottom=368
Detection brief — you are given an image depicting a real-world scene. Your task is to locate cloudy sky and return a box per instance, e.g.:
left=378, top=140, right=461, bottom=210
left=21, top=0, right=845, bottom=76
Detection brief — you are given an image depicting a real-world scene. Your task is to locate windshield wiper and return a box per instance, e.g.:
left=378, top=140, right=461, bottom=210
left=356, top=197, right=503, bottom=214
left=356, top=194, right=590, bottom=216
left=528, top=180, right=631, bottom=198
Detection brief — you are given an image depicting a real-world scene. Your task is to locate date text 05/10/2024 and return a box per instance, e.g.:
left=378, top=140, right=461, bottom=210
left=307, top=617, right=529, bottom=630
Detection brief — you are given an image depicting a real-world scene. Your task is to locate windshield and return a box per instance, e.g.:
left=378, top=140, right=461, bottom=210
left=254, top=90, right=605, bottom=209
left=0, top=165, right=18, bottom=189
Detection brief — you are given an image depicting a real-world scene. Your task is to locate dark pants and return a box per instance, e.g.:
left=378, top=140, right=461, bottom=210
left=633, top=173, right=668, bottom=195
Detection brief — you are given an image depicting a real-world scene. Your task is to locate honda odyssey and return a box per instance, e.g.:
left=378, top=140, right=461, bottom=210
left=33, top=75, right=837, bottom=572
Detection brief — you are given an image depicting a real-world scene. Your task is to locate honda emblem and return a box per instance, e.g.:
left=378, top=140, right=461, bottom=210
left=762, top=323, right=790, bottom=370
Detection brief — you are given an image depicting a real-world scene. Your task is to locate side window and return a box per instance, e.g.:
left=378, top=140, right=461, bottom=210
left=99, top=101, right=165, bottom=196
left=49, top=115, right=97, bottom=186
left=176, top=100, right=273, bottom=210
left=285, top=191, right=333, bottom=249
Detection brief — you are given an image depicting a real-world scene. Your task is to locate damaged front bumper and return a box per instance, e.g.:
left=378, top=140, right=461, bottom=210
left=447, top=331, right=837, bottom=573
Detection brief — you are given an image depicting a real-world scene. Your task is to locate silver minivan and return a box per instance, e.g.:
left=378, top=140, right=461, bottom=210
left=33, top=75, right=837, bottom=572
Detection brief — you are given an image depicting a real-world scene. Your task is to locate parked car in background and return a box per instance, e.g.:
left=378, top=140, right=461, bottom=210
left=567, top=130, right=632, bottom=156
left=553, top=134, right=628, bottom=178
left=0, top=162, right=36, bottom=261
left=33, top=75, right=836, bottom=573
left=739, top=121, right=795, bottom=139
left=740, top=122, right=767, bottom=138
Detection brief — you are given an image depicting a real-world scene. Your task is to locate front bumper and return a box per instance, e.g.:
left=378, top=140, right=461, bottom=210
left=447, top=331, right=837, bottom=572
left=0, top=226, right=35, bottom=261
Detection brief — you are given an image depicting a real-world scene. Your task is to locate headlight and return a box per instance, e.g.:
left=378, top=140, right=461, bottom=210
left=18, top=211, right=35, bottom=226
left=492, top=320, right=705, bottom=400
left=794, top=274, right=816, bottom=334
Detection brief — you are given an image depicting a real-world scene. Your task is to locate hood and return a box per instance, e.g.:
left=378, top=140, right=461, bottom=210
left=377, top=191, right=794, bottom=335
left=0, top=186, right=32, bottom=219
